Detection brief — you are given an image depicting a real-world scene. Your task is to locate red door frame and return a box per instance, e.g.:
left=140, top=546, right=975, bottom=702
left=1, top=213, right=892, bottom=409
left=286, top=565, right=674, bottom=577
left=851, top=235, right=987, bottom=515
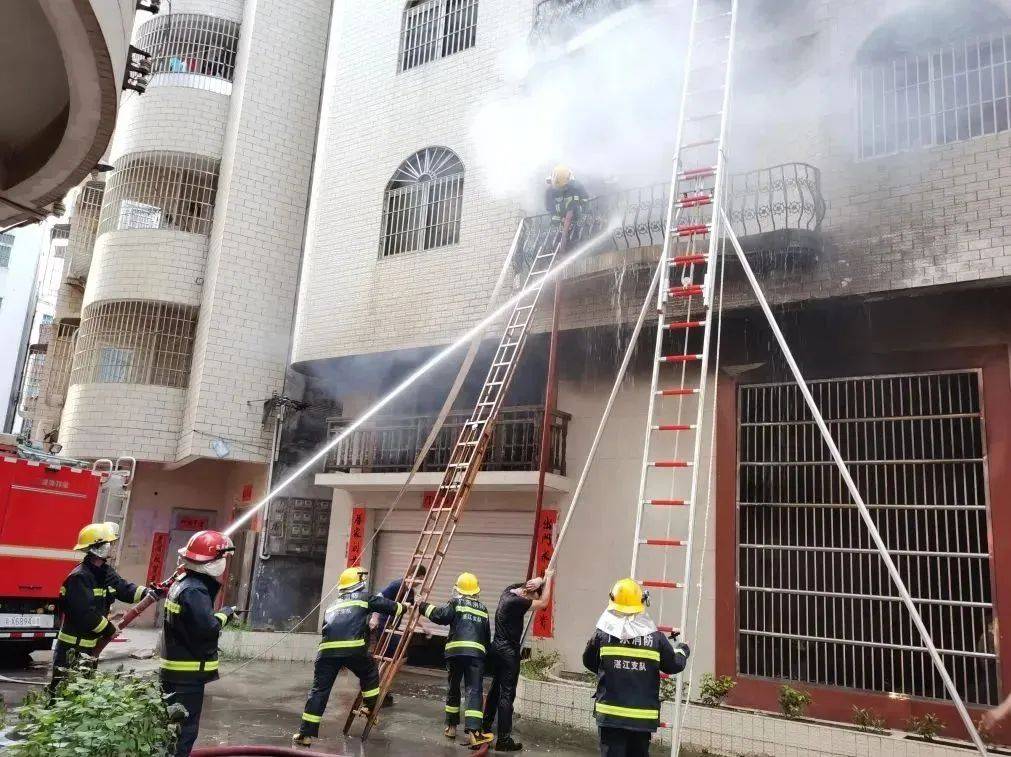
left=714, top=345, right=1011, bottom=742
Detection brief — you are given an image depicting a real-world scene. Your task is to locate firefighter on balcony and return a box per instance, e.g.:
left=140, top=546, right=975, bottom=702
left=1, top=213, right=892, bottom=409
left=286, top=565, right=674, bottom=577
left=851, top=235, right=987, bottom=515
left=544, top=164, right=588, bottom=248
left=160, top=530, right=237, bottom=757
left=418, top=572, right=494, bottom=748
left=583, top=578, right=691, bottom=757
left=48, top=522, right=159, bottom=695
left=292, top=567, right=409, bottom=747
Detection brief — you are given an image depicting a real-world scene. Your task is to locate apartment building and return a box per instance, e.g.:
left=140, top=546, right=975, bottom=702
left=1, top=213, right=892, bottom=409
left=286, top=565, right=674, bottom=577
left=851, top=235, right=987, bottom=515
left=266, top=0, right=1011, bottom=742
left=33, top=0, right=331, bottom=618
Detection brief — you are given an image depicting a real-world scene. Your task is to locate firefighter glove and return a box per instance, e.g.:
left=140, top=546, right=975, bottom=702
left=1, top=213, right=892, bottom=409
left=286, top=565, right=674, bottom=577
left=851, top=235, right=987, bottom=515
left=101, top=619, right=119, bottom=638
left=145, top=586, right=166, bottom=601
left=673, top=641, right=691, bottom=660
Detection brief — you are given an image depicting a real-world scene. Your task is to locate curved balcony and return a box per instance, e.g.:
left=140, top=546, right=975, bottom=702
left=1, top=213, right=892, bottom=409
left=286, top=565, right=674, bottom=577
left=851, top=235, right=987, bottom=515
left=65, top=179, right=103, bottom=286
left=40, top=320, right=78, bottom=410
left=136, top=13, right=241, bottom=95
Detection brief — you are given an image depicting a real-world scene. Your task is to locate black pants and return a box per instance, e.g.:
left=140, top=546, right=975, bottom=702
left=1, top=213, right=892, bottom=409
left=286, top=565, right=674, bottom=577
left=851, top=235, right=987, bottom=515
left=482, top=642, right=520, bottom=737
left=162, top=679, right=205, bottom=757
left=599, top=726, right=651, bottom=757
left=48, top=641, right=96, bottom=696
left=445, top=656, right=484, bottom=731
left=299, top=653, right=380, bottom=737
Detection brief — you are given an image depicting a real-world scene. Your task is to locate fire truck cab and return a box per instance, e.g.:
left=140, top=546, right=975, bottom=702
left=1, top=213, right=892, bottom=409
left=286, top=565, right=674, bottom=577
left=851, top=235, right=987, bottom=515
left=0, top=434, right=132, bottom=662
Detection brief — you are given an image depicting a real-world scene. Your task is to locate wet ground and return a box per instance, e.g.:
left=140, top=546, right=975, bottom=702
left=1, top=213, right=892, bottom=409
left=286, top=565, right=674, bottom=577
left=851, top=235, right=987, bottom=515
left=0, top=631, right=601, bottom=756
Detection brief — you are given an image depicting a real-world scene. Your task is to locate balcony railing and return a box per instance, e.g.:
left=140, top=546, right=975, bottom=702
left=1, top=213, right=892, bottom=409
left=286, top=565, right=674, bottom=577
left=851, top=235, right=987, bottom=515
left=324, top=405, right=570, bottom=476
left=530, top=0, right=641, bottom=47
left=519, top=162, right=826, bottom=264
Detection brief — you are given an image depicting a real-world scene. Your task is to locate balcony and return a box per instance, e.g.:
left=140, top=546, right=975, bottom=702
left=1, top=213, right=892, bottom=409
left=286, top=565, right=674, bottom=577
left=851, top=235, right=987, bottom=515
left=318, top=406, right=572, bottom=494
left=519, top=162, right=826, bottom=274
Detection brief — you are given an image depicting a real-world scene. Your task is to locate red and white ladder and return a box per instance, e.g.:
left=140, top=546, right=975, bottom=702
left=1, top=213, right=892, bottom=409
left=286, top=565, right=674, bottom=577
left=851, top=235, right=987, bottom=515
left=343, top=220, right=565, bottom=741
left=628, top=0, right=738, bottom=752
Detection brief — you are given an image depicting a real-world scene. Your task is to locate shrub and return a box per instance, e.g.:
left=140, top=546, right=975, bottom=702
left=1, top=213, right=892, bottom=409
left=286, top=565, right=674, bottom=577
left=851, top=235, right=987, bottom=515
left=852, top=706, right=887, bottom=733
left=520, top=650, right=560, bottom=681
left=698, top=673, right=736, bottom=706
left=660, top=673, right=678, bottom=702
left=777, top=685, right=812, bottom=719
left=906, top=713, right=944, bottom=741
left=10, top=661, right=177, bottom=756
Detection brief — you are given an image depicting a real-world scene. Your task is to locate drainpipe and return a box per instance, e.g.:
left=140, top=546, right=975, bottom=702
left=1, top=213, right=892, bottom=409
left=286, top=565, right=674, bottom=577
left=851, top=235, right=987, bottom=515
left=526, top=279, right=561, bottom=579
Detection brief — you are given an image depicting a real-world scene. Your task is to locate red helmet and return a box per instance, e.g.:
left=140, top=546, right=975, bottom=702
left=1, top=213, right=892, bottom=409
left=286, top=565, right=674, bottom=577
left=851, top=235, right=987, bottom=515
left=178, top=530, right=235, bottom=563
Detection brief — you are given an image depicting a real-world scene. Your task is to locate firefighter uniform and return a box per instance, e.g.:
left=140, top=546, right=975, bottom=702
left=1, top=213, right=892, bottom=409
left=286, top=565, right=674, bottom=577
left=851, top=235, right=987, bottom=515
left=583, top=627, right=689, bottom=757
left=296, top=587, right=403, bottom=739
left=102, top=565, right=147, bottom=613
left=49, top=559, right=120, bottom=693
left=544, top=178, right=589, bottom=224
left=420, top=591, right=491, bottom=734
left=160, top=571, right=233, bottom=757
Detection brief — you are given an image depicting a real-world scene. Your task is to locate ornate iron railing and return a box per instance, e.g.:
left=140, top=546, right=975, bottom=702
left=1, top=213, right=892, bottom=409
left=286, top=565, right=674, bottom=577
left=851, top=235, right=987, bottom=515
left=324, top=405, right=570, bottom=475
left=530, top=0, right=641, bottom=47
left=518, top=163, right=825, bottom=263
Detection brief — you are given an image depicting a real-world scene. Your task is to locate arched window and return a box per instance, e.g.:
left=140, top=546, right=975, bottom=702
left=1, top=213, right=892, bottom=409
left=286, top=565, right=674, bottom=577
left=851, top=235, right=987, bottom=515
left=855, top=1, right=1009, bottom=158
left=400, top=0, right=478, bottom=72
left=380, top=147, right=464, bottom=258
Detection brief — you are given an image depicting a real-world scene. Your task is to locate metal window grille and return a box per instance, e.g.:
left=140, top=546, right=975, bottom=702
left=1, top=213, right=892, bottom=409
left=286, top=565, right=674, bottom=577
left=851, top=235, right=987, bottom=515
left=66, top=180, right=104, bottom=282
left=51, top=224, right=70, bottom=242
left=857, top=29, right=1011, bottom=159
left=42, top=322, right=78, bottom=408
left=137, top=13, right=240, bottom=84
left=380, top=147, right=464, bottom=257
left=98, top=151, right=219, bottom=237
left=737, top=371, right=997, bottom=705
left=400, top=0, right=478, bottom=72
left=70, top=301, right=198, bottom=389
left=0, top=232, right=13, bottom=267
left=20, top=348, right=47, bottom=416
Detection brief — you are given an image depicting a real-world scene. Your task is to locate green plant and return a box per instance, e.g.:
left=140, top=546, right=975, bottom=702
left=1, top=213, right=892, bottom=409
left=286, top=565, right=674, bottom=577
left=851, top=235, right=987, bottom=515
left=777, top=685, right=812, bottom=719
left=698, top=673, right=736, bottom=706
left=660, top=673, right=677, bottom=702
left=10, top=661, right=177, bottom=756
left=852, top=706, right=887, bottom=733
left=906, top=713, right=944, bottom=741
left=520, top=650, right=560, bottom=681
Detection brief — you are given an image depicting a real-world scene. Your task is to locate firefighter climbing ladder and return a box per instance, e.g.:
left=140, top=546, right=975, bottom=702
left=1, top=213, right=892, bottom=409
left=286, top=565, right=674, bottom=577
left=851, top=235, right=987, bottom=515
left=628, top=0, right=737, bottom=753
left=344, top=220, right=566, bottom=740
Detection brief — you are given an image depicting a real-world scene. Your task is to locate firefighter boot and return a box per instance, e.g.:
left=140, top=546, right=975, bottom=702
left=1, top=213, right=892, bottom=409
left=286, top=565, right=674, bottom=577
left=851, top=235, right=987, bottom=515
left=444, top=725, right=458, bottom=739
left=495, top=735, right=524, bottom=751
left=291, top=734, right=313, bottom=747
left=467, top=729, right=494, bottom=748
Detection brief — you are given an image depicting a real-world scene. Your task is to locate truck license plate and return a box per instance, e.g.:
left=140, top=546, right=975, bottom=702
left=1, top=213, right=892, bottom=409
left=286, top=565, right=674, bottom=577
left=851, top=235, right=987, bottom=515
left=0, top=613, right=55, bottom=629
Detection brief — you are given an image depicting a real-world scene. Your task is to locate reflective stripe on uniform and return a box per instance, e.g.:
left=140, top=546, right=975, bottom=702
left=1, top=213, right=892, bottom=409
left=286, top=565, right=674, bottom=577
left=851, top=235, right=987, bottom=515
left=214, top=612, right=228, bottom=626
left=394, top=603, right=403, bottom=618
left=93, top=588, right=108, bottom=597
left=301, top=713, right=322, bottom=723
left=445, top=640, right=485, bottom=653
left=92, top=617, right=109, bottom=634
left=335, top=600, right=369, bottom=610
left=465, top=709, right=483, bottom=718
left=57, top=631, right=97, bottom=648
left=318, top=639, right=366, bottom=651
left=165, top=600, right=182, bottom=614
left=599, top=646, right=660, bottom=662
left=595, top=702, right=659, bottom=720
left=424, top=604, right=436, bottom=619
left=457, top=606, right=488, bottom=619
left=160, top=659, right=220, bottom=672
left=133, top=586, right=145, bottom=603
left=445, top=706, right=460, bottom=713
left=362, top=687, right=381, bottom=698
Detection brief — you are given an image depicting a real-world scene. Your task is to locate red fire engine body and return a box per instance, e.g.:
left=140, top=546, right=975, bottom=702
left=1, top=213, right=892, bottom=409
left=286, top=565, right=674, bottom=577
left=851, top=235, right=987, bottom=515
left=0, top=451, right=105, bottom=655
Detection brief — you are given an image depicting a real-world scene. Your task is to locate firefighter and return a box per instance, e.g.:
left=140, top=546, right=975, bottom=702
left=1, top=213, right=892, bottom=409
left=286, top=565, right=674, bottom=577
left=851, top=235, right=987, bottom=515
left=543, top=164, right=589, bottom=245
left=292, top=567, right=409, bottom=747
left=583, top=578, right=691, bottom=757
left=160, top=530, right=237, bottom=757
left=482, top=570, right=554, bottom=752
left=418, top=572, right=493, bottom=748
left=98, top=522, right=152, bottom=616
left=48, top=522, right=158, bottom=695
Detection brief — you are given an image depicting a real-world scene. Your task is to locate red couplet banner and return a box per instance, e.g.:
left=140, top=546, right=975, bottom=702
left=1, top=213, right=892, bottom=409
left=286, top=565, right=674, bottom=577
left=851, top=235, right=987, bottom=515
left=147, top=532, right=170, bottom=584
left=532, top=509, right=557, bottom=638
left=346, top=507, right=366, bottom=567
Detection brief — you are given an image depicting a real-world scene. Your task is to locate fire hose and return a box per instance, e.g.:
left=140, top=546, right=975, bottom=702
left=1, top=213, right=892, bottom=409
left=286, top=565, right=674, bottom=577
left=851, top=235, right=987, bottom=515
left=93, top=567, right=185, bottom=656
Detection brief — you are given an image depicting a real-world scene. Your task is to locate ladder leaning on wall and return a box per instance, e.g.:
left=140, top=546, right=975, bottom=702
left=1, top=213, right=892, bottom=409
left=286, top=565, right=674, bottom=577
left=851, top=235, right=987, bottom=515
left=342, top=219, right=566, bottom=741
left=627, top=0, right=738, bottom=753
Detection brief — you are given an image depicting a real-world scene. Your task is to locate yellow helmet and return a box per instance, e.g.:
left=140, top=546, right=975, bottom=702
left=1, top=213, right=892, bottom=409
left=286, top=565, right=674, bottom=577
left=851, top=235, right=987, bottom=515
left=338, top=566, right=368, bottom=592
left=73, top=522, right=118, bottom=552
left=608, top=578, right=645, bottom=614
left=455, top=572, right=480, bottom=596
left=549, top=164, right=572, bottom=189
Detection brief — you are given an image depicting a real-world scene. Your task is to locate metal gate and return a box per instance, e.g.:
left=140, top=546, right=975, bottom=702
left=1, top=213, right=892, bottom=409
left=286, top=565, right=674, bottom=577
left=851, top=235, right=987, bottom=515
left=736, top=370, right=998, bottom=705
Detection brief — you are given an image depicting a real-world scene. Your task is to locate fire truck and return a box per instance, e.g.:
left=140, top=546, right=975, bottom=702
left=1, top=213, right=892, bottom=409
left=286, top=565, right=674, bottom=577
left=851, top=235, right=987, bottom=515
left=0, top=434, right=133, bottom=663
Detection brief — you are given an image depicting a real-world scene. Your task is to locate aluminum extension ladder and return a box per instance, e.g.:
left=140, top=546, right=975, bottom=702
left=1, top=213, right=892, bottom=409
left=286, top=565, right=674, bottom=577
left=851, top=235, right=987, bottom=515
left=92, top=456, right=137, bottom=561
left=628, top=0, right=738, bottom=753
left=344, top=220, right=566, bottom=741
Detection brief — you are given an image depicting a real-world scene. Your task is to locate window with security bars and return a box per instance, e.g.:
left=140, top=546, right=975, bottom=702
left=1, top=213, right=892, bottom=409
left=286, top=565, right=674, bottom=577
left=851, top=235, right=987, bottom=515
left=857, top=30, right=1011, bottom=159
left=66, top=181, right=104, bottom=281
left=98, top=152, right=219, bottom=236
left=737, top=371, right=997, bottom=705
left=137, top=13, right=240, bottom=85
left=0, top=232, right=12, bottom=267
left=70, top=301, right=198, bottom=389
left=42, top=322, right=78, bottom=408
left=380, top=147, right=464, bottom=257
left=400, top=0, right=478, bottom=72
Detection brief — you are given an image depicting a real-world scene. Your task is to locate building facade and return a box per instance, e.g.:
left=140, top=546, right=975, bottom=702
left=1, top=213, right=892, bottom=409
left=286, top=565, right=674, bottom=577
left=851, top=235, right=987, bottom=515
left=279, top=0, right=1011, bottom=744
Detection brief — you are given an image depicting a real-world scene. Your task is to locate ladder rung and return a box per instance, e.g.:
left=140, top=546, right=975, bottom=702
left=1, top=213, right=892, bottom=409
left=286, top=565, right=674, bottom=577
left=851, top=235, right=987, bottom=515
left=642, top=580, right=684, bottom=589
left=650, top=460, right=691, bottom=468
left=652, top=424, right=695, bottom=431
left=672, top=254, right=707, bottom=266
left=660, top=354, right=702, bottom=363
left=676, top=194, right=712, bottom=208
left=675, top=223, right=710, bottom=236
left=669, top=285, right=704, bottom=297
left=680, top=139, right=719, bottom=150
left=657, top=388, right=698, bottom=397
left=656, top=625, right=679, bottom=634
left=642, top=539, right=687, bottom=547
left=647, top=498, right=687, bottom=506
left=686, top=84, right=726, bottom=97
left=686, top=112, right=722, bottom=122
left=679, top=166, right=716, bottom=179
left=664, top=320, right=706, bottom=330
